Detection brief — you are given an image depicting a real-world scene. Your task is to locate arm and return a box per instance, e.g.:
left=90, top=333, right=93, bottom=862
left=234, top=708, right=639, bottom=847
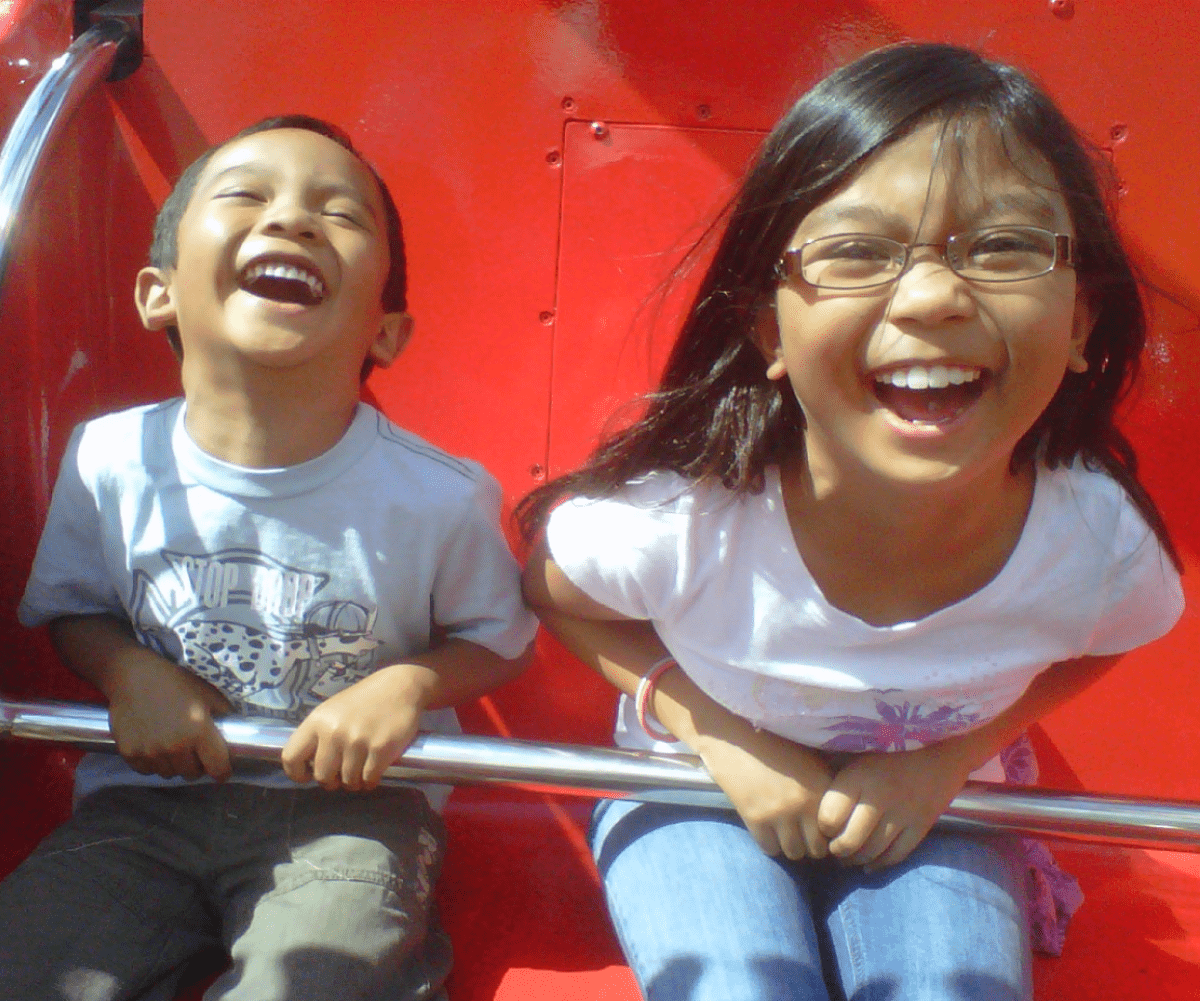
left=48, top=613, right=233, bottom=781
left=818, top=653, right=1122, bottom=869
left=281, top=637, right=532, bottom=791
left=523, top=536, right=834, bottom=859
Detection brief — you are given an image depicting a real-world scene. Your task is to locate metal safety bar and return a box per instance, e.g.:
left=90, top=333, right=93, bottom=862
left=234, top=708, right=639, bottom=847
left=0, top=13, right=140, bottom=291
left=4, top=698, right=1200, bottom=852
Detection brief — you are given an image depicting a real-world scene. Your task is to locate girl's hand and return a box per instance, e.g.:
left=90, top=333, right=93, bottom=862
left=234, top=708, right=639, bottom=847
left=696, top=726, right=834, bottom=861
left=816, top=743, right=974, bottom=869
left=106, top=654, right=233, bottom=782
left=281, top=664, right=427, bottom=791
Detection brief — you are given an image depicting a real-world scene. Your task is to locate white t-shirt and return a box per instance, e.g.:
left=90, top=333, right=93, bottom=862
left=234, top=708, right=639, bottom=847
left=21, top=399, right=539, bottom=805
left=548, top=463, right=1183, bottom=761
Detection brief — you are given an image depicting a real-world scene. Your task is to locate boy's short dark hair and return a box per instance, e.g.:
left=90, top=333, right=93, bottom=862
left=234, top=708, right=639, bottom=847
left=150, top=114, right=408, bottom=362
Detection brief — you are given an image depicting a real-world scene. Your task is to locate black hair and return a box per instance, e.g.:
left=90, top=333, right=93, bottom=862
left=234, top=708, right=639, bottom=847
left=148, top=114, right=408, bottom=364
left=517, top=42, right=1178, bottom=566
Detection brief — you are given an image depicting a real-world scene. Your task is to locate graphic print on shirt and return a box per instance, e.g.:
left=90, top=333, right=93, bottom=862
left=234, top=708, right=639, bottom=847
left=818, top=691, right=983, bottom=752
left=129, top=548, right=382, bottom=718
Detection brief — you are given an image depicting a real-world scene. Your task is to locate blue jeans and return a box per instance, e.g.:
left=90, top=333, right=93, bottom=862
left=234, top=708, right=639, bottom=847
left=591, top=800, right=1032, bottom=1001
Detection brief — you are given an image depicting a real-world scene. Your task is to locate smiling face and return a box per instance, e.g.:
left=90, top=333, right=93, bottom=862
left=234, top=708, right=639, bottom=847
left=136, top=127, right=410, bottom=382
left=762, top=118, right=1092, bottom=495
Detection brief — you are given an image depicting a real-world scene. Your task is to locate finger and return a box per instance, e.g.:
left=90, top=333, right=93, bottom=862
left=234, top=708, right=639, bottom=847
left=341, top=741, right=369, bottom=791
left=746, top=822, right=783, bottom=857
left=828, top=801, right=881, bottom=859
left=801, top=814, right=830, bottom=860
left=311, top=736, right=343, bottom=790
left=845, top=817, right=901, bottom=868
left=817, top=786, right=858, bottom=840
left=195, top=724, right=232, bottom=782
left=281, top=726, right=319, bottom=783
left=775, top=823, right=809, bottom=862
left=867, top=827, right=924, bottom=872
left=362, top=742, right=402, bottom=790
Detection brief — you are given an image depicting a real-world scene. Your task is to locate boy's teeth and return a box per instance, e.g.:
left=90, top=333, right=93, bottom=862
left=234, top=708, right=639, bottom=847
left=243, top=261, right=327, bottom=299
left=878, top=365, right=981, bottom=390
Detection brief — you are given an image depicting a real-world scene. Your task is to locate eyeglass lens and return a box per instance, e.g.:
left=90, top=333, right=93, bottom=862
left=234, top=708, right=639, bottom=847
left=793, top=226, right=1062, bottom=289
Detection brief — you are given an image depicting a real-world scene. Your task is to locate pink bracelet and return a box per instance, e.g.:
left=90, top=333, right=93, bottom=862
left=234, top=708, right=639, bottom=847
left=635, top=657, right=680, bottom=743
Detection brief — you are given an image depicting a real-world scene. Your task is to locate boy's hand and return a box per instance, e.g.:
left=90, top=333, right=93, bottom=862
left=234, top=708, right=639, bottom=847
left=281, top=664, right=427, bottom=791
left=107, top=654, right=233, bottom=782
left=696, top=727, right=834, bottom=860
left=817, top=742, right=974, bottom=870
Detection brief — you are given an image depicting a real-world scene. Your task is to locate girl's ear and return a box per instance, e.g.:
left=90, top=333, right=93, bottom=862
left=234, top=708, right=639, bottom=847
left=1066, top=290, right=1095, bottom=374
left=368, top=312, right=414, bottom=369
left=135, top=267, right=177, bottom=330
left=754, top=301, right=788, bottom=381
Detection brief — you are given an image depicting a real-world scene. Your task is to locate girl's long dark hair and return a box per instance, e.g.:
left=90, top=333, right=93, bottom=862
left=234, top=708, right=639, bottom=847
left=517, top=43, right=1178, bottom=566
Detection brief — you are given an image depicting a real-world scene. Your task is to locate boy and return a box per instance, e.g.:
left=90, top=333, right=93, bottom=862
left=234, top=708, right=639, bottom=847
left=0, top=116, right=537, bottom=1001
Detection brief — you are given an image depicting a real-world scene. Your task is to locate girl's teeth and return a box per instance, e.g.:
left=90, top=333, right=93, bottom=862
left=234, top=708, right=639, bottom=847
left=877, top=365, right=981, bottom=389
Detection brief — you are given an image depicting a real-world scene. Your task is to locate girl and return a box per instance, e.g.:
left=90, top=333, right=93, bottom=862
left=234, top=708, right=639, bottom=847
left=519, top=43, right=1183, bottom=1001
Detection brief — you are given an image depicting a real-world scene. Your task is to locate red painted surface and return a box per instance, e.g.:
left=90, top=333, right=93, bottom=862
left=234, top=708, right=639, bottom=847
left=0, top=1, right=1197, bottom=997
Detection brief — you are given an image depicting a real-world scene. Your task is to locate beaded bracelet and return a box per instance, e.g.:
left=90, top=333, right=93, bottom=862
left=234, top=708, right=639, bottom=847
left=634, top=656, right=681, bottom=743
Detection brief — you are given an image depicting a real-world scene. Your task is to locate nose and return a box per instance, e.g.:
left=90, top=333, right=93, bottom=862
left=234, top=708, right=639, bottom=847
left=257, top=195, right=318, bottom=241
left=886, top=247, right=976, bottom=326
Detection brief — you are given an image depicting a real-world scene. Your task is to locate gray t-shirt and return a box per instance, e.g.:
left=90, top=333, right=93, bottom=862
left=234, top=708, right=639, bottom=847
left=21, top=399, right=538, bottom=805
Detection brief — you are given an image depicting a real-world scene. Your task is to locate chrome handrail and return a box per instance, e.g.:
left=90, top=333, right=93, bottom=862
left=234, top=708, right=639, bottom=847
left=0, top=17, right=139, bottom=292
left=4, top=698, right=1200, bottom=851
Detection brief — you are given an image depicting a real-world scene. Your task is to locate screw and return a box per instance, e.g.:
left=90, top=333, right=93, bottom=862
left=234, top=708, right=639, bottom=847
left=539, top=310, right=556, bottom=325
left=1109, top=123, right=1129, bottom=144
left=529, top=463, right=545, bottom=479
left=591, top=121, right=609, bottom=139
left=1049, top=0, right=1074, bottom=19
left=696, top=104, right=712, bottom=121
left=545, top=149, right=562, bottom=166
left=561, top=96, right=577, bottom=113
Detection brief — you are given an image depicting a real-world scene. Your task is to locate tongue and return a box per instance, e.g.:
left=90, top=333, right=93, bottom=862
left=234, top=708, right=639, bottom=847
left=875, top=383, right=980, bottom=425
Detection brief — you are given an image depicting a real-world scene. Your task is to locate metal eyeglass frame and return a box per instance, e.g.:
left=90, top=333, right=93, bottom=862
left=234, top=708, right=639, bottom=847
left=774, top=226, right=1075, bottom=291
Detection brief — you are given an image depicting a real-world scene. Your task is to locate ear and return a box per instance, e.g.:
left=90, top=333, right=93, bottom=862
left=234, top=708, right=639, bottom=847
left=367, top=312, right=413, bottom=370
left=753, top=301, right=788, bottom=381
left=1066, top=290, right=1095, bottom=374
left=135, top=267, right=177, bottom=331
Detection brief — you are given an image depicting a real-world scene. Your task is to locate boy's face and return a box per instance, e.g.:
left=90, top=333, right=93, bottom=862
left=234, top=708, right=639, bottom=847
left=137, top=128, right=409, bottom=379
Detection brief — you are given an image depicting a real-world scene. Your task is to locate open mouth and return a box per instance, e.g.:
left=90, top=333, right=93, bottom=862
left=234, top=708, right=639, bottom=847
left=873, top=364, right=988, bottom=425
left=238, top=258, right=328, bottom=307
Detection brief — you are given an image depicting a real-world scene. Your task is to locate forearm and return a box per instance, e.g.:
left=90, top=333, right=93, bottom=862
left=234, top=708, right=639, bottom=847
left=930, top=653, right=1123, bottom=776
left=383, top=637, right=532, bottom=713
left=47, top=613, right=179, bottom=699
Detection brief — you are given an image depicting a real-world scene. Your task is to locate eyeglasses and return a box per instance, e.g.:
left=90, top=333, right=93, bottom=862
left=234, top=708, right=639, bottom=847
left=775, top=226, right=1075, bottom=291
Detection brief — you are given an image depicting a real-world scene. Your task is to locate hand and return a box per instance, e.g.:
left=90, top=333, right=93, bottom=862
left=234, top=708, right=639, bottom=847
left=696, top=726, right=835, bottom=860
left=281, top=664, right=427, bottom=791
left=107, top=653, right=233, bottom=781
left=817, top=743, right=974, bottom=870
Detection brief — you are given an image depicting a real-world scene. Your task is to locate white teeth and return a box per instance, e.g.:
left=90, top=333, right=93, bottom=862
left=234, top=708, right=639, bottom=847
left=242, top=260, right=327, bottom=298
left=876, top=365, right=981, bottom=390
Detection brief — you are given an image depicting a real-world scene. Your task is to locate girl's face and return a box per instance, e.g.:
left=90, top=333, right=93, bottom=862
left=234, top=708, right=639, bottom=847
left=763, top=119, right=1092, bottom=494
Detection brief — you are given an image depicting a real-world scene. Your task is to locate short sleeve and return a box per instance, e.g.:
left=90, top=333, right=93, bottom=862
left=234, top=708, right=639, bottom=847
left=431, top=471, right=538, bottom=660
left=1087, top=498, right=1184, bottom=656
left=18, top=424, right=123, bottom=627
left=545, top=479, right=687, bottom=621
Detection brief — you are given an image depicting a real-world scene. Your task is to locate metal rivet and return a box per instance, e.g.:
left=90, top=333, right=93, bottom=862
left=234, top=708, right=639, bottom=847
left=539, top=310, right=556, bottom=325
left=1109, top=123, right=1129, bottom=144
left=545, top=149, right=562, bottom=166
left=529, top=463, right=545, bottom=479
left=590, top=121, right=609, bottom=139
left=1049, top=0, right=1074, bottom=19
left=561, top=96, right=576, bottom=113
left=696, top=104, right=711, bottom=120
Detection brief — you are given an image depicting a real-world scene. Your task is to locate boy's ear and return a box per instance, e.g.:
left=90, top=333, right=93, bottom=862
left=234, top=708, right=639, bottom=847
left=1066, top=289, right=1095, bottom=374
left=367, top=312, right=414, bottom=370
left=135, top=267, right=177, bottom=331
left=754, top=301, right=788, bottom=381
